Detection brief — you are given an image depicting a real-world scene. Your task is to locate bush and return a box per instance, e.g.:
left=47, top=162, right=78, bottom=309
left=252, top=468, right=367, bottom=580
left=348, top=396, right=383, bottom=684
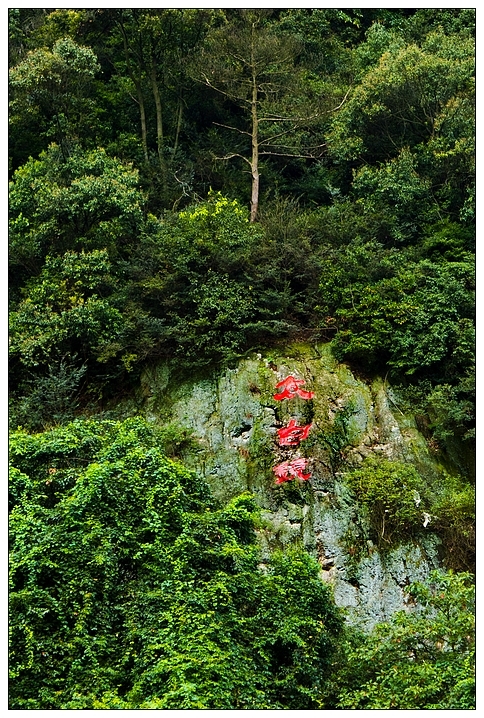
left=343, top=455, right=475, bottom=569
left=431, top=477, right=475, bottom=572
left=319, top=244, right=474, bottom=381
left=325, top=570, right=475, bottom=709
left=10, top=357, right=87, bottom=431
left=130, top=192, right=295, bottom=366
left=9, top=417, right=343, bottom=709
left=9, top=145, right=145, bottom=278
left=9, top=250, right=130, bottom=394
left=343, top=456, right=426, bottom=545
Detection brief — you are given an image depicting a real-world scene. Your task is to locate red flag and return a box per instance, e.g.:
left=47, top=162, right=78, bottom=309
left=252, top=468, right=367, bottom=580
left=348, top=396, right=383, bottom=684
left=273, top=458, right=311, bottom=483
left=273, top=375, right=314, bottom=401
left=277, top=418, right=312, bottom=446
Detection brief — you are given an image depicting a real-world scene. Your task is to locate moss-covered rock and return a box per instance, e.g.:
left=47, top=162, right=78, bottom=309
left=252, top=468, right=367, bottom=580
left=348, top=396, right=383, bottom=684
left=127, top=341, right=468, bottom=628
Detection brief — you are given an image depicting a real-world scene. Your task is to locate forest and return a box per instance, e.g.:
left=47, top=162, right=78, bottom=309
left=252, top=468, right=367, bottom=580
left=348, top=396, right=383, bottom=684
left=8, top=8, right=475, bottom=710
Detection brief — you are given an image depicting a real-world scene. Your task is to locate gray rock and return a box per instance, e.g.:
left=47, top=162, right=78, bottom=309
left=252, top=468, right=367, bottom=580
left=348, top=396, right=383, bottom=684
left=129, top=341, right=460, bottom=628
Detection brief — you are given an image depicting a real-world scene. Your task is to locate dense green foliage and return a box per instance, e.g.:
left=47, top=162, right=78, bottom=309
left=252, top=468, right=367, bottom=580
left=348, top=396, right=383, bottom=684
left=9, top=418, right=343, bottom=709
left=319, top=243, right=474, bottom=379
left=341, top=457, right=475, bottom=571
left=343, top=457, right=425, bottom=546
left=325, top=570, right=475, bottom=709
left=11, top=419, right=474, bottom=709
left=9, top=8, right=475, bottom=710
left=9, top=8, right=475, bottom=441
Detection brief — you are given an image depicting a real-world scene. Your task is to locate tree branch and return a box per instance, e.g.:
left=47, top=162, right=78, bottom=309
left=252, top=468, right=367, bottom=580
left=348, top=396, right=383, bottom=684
left=212, top=121, right=251, bottom=136
left=259, top=128, right=303, bottom=145
left=258, top=113, right=319, bottom=124
left=257, top=88, right=350, bottom=127
left=214, top=152, right=252, bottom=167
left=199, top=73, right=247, bottom=104
left=327, top=87, right=352, bottom=113
left=260, top=148, right=325, bottom=159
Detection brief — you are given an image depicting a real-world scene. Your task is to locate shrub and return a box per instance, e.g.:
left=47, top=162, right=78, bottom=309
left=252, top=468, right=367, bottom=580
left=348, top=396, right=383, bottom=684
left=9, top=417, right=343, bottom=709
left=431, top=477, right=475, bottom=572
left=130, top=192, right=295, bottom=366
left=319, top=245, right=475, bottom=382
left=325, top=570, right=475, bottom=709
left=343, top=456, right=426, bottom=545
left=10, top=357, right=87, bottom=431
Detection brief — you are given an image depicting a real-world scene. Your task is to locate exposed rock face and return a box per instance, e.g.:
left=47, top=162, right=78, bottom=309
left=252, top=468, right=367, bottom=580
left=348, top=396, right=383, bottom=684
left=135, top=342, right=450, bottom=628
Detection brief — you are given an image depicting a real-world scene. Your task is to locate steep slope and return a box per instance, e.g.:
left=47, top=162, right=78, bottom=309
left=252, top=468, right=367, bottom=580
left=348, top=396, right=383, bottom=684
left=122, top=341, right=465, bottom=628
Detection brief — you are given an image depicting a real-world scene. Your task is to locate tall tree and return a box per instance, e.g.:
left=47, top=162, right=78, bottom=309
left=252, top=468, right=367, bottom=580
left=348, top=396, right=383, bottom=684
left=328, top=24, right=475, bottom=222
left=194, top=10, right=342, bottom=221
left=9, top=36, right=100, bottom=167
left=105, top=8, right=214, bottom=208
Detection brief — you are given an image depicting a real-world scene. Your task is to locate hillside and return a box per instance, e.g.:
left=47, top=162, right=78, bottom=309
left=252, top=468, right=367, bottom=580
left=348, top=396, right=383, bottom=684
left=8, top=8, right=475, bottom=710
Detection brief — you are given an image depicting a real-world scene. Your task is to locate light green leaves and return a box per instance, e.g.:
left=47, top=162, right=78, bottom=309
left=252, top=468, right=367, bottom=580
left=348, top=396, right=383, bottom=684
left=331, top=570, right=475, bottom=709
left=9, top=417, right=343, bottom=709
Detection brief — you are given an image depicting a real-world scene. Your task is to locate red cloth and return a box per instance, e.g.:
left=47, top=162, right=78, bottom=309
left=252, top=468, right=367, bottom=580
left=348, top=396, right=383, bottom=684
left=273, top=375, right=314, bottom=401
left=277, top=419, right=312, bottom=446
left=273, top=458, right=311, bottom=483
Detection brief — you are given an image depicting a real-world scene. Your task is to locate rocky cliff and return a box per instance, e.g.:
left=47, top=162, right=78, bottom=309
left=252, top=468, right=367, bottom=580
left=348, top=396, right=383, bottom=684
left=126, top=342, right=460, bottom=628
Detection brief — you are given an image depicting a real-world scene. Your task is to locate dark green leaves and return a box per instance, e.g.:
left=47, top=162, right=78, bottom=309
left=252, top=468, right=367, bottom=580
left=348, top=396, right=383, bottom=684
left=9, top=145, right=144, bottom=272
left=320, top=243, right=474, bottom=380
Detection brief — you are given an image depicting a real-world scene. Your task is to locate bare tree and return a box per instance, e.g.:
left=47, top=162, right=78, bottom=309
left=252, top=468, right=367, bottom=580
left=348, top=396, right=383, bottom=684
left=193, top=10, right=341, bottom=221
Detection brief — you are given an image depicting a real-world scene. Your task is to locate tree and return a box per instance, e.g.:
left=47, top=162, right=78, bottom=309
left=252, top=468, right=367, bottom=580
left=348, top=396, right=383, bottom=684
left=8, top=8, right=49, bottom=67
left=9, top=144, right=144, bottom=278
left=9, top=36, right=100, bottom=166
left=194, top=10, right=340, bottom=221
left=318, top=243, right=475, bottom=380
left=328, top=25, right=475, bottom=221
left=9, top=249, right=125, bottom=370
left=326, top=570, right=475, bottom=709
left=128, top=191, right=293, bottom=366
left=9, top=146, right=149, bottom=408
left=9, top=417, right=343, bottom=709
left=104, top=8, right=214, bottom=208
